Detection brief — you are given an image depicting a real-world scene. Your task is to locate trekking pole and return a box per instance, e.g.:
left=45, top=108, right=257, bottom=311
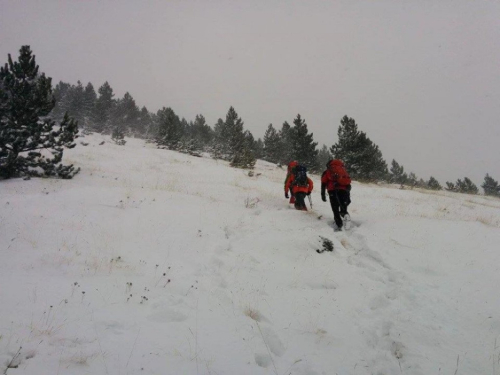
left=308, top=194, right=313, bottom=209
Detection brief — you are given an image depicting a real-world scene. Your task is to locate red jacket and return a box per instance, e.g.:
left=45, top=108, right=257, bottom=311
left=285, top=174, right=314, bottom=195
left=321, top=160, right=351, bottom=192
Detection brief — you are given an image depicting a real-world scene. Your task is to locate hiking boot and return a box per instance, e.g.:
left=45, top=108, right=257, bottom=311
left=342, top=214, right=351, bottom=229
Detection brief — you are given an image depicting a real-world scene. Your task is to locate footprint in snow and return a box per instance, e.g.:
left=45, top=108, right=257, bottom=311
left=147, top=308, right=187, bottom=323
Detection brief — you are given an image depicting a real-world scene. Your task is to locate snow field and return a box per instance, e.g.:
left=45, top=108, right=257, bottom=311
left=1, top=134, right=500, bottom=375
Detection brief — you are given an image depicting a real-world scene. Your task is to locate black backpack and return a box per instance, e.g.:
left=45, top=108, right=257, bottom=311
left=294, top=165, right=308, bottom=186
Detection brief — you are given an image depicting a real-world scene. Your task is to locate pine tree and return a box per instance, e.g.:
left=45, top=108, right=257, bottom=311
left=331, top=115, right=388, bottom=182
left=278, top=121, right=294, bottom=165
left=0, top=46, right=79, bottom=179
left=291, top=114, right=318, bottom=171
left=482, top=173, right=500, bottom=197
left=417, top=178, right=427, bottom=188
left=111, top=123, right=126, bottom=145
left=51, top=81, right=72, bottom=121
left=211, top=107, right=255, bottom=168
left=94, top=81, right=115, bottom=133
left=445, top=182, right=456, bottom=191
left=230, top=130, right=256, bottom=169
left=407, top=172, right=418, bottom=188
left=389, top=160, right=408, bottom=185
left=427, top=176, right=442, bottom=190
left=211, top=118, right=227, bottom=159
left=137, top=106, right=152, bottom=138
left=156, top=107, right=183, bottom=149
left=225, top=106, right=245, bottom=162
left=454, top=177, right=478, bottom=194
left=66, top=81, right=85, bottom=125
left=115, top=92, right=140, bottom=136
left=263, top=123, right=281, bottom=163
left=191, top=114, right=213, bottom=150
left=82, top=82, right=97, bottom=129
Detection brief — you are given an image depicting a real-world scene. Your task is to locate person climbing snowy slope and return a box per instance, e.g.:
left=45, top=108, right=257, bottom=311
left=321, top=159, right=352, bottom=230
left=285, top=164, right=314, bottom=211
left=284, top=160, right=298, bottom=204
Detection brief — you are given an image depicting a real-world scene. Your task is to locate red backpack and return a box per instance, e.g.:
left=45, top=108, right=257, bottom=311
left=328, top=159, right=351, bottom=186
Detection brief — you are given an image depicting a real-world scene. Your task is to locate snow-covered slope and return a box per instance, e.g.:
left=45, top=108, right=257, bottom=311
left=1, top=134, right=500, bottom=375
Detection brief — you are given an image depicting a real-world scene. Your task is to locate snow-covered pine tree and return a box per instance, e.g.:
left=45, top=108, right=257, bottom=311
left=389, top=159, right=408, bottom=185
left=94, top=81, right=115, bottom=133
left=111, top=123, right=126, bottom=145
left=156, top=107, right=184, bottom=150
left=0, top=46, right=79, bottom=179
left=482, top=173, right=500, bottom=197
left=330, top=115, right=388, bottom=182
left=263, top=123, right=281, bottom=164
left=291, top=114, right=318, bottom=171
left=427, top=176, right=442, bottom=190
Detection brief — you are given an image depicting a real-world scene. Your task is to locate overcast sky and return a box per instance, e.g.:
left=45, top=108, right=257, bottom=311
left=1, top=0, right=499, bottom=185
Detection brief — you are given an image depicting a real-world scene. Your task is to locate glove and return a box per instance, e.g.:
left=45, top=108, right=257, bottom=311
left=321, top=194, right=327, bottom=202
left=306, top=192, right=311, bottom=196
left=347, top=184, right=352, bottom=192
left=285, top=192, right=289, bottom=199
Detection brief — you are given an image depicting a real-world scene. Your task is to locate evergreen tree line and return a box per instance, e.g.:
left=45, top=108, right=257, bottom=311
left=51, top=80, right=154, bottom=141
left=388, top=146, right=499, bottom=196
left=49, top=81, right=500, bottom=191
left=3, top=45, right=497, bottom=191
left=50, top=79, right=323, bottom=170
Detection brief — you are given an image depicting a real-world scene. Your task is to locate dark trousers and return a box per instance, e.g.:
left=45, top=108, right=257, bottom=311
left=328, top=189, right=351, bottom=227
left=294, top=192, right=307, bottom=211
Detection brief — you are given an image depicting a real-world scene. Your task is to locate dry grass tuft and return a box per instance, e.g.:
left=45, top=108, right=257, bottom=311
left=244, top=307, right=262, bottom=322
left=65, top=351, right=99, bottom=366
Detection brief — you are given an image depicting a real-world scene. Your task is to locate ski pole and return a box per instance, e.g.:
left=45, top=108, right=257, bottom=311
left=308, top=194, right=313, bottom=209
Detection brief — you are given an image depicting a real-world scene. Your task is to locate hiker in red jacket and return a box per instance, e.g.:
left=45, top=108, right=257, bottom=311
left=321, top=159, right=352, bottom=230
left=284, top=160, right=299, bottom=204
left=285, top=165, right=314, bottom=211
